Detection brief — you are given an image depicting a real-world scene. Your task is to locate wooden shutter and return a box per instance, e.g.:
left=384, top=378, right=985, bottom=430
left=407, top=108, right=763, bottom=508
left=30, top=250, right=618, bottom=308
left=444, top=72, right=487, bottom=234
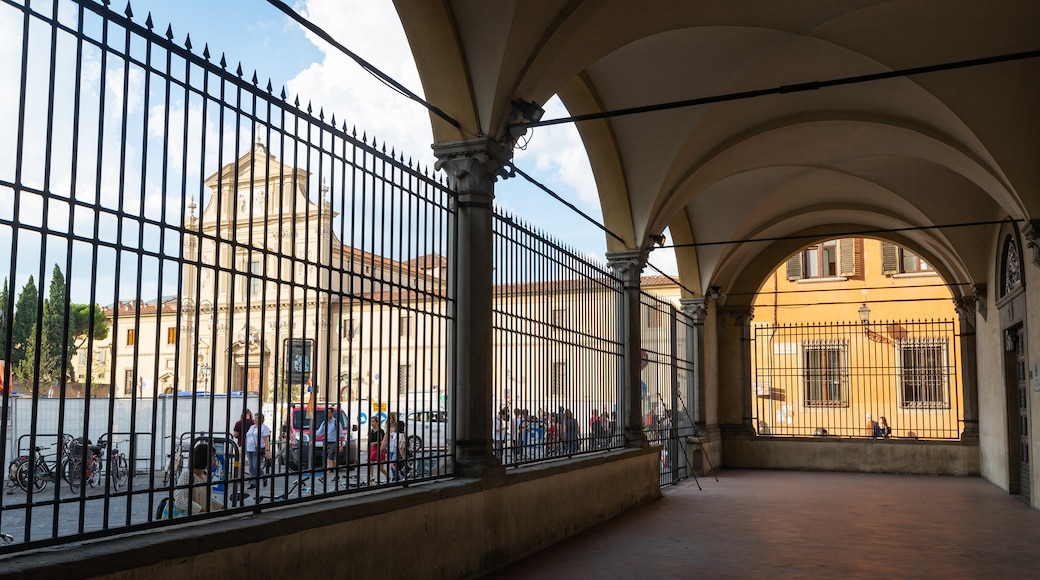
left=786, top=254, right=802, bottom=280
left=838, top=238, right=856, bottom=277
left=881, top=241, right=898, bottom=275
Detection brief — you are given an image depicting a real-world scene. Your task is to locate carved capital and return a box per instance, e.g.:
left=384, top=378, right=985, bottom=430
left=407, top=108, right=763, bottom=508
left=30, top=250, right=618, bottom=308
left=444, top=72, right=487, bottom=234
left=433, top=138, right=509, bottom=196
left=721, top=306, right=754, bottom=326
left=953, top=296, right=978, bottom=332
left=1023, top=219, right=1040, bottom=267
left=605, top=249, right=649, bottom=286
left=679, top=297, right=707, bottom=324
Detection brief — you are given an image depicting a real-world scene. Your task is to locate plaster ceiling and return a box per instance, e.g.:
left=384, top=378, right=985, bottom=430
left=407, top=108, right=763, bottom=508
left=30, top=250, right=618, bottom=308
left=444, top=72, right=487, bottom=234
left=393, top=0, right=1040, bottom=298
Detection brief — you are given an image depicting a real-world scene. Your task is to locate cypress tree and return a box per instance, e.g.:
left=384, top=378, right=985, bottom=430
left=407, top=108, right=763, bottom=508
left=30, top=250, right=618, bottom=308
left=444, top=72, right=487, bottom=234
left=11, top=275, right=38, bottom=370
left=42, top=265, right=69, bottom=382
left=0, top=278, right=9, bottom=360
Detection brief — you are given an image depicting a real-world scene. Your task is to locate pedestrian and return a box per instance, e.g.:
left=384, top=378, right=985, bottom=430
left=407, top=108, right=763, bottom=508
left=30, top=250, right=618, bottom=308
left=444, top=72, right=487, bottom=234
left=246, top=413, right=272, bottom=488
left=232, top=409, right=254, bottom=455
left=174, top=442, right=224, bottom=514
left=493, top=408, right=509, bottom=459
left=380, top=413, right=407, bottom=481
left=317, top=407, right=344, bottom=471
left=368, top=418, right=386, bottom=484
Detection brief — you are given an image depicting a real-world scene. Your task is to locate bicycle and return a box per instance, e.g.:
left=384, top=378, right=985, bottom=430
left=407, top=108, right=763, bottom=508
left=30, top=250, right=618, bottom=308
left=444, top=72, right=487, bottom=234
left=64, top=437, right=102, bottom=493
left=5, top=435, right=73, bottom=495
left=14, top=444, right=69, bottom=493
left=97, top=434, right=130, bottom=490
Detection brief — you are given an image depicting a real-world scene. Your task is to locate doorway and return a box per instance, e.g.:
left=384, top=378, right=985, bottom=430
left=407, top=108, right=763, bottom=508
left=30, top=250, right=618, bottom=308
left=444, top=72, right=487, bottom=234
left=1006, top=325, right=1029, bottom=501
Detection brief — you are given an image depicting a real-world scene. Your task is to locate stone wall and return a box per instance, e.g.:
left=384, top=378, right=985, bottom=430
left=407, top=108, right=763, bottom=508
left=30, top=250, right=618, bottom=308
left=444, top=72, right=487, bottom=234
left=0, top=448, right=661, bottom=580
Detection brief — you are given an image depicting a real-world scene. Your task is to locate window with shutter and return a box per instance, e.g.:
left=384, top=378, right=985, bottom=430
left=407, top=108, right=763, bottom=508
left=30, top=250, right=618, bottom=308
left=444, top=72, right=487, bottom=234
left=881, top=241, right=898, bottom=274
left=786, top=254, right=802, bottom=280
left=838, top=238, right=856, bottom=277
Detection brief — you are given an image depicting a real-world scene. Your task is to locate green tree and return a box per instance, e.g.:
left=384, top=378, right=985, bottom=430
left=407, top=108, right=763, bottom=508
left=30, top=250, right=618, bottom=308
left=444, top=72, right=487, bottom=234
left=69, top=303, right=109, bottom=348
left=0, top=277, right=9, bottom=359
left=11, top=275, right=38, bottom=370
left=15, top=322, right=59, bottom=387
left=41, top=265, right=68, bottom=382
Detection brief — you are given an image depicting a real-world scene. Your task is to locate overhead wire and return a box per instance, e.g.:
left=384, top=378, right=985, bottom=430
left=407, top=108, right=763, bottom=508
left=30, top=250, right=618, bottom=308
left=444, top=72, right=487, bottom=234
left=520, top=48, right=1040, bottom=129
left=264, top=0, right=475, bottom=135
left=267, top=0, right=1021, bottom=292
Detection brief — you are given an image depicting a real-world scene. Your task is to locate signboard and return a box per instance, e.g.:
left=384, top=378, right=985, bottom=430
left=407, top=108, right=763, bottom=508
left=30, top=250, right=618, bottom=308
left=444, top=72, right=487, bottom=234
left=284, top=339, right=313, bottom=386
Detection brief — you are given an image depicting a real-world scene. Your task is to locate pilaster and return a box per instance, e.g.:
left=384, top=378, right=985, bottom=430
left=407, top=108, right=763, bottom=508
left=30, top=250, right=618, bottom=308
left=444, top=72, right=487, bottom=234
left=954, top=295, right=980, bottom=441
left=718, top=305, right=755, bottom=436
left=679, top=297, right=707, bottom=432
left=433, top=137, right=509, bottom=477
left=606, top=248, right=650, bottom=449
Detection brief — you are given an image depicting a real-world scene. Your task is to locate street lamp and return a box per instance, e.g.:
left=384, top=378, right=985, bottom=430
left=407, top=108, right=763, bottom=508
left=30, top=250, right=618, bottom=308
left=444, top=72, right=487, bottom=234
left=858, top=303, right=891, bottom=344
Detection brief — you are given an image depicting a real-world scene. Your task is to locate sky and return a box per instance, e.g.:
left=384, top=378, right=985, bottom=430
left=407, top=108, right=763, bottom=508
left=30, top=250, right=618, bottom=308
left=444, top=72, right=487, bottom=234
left=0, top=0, right=677, bottom=304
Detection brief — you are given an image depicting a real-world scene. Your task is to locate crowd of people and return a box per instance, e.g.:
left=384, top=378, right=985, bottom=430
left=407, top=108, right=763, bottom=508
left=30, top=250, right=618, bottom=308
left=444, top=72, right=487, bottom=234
left=492, top=405, right=620, bottom=461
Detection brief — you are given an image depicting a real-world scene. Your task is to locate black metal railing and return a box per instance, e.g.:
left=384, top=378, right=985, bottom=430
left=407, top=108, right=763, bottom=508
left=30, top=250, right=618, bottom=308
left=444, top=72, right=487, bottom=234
left=491, top=212, right=625, bottom=465
left=0, top=0, right=694, bottom=553
left=640, top=290, right=695, bottom=485
left=0, top=0, right=454, bottom=550
left=751, top=318, right=963, bottom=439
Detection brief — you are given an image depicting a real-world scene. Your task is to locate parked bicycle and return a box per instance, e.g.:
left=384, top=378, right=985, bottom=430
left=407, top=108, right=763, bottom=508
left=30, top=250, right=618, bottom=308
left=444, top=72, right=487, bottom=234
left=65, top=437, right=102, bottom=493
left=5, top=435, right=73, bottom=495
left=14, top=444, right=68, bottom=493
left=97, top=434, right=130, bottom=490
left=161, top=434, right=192, bottom=487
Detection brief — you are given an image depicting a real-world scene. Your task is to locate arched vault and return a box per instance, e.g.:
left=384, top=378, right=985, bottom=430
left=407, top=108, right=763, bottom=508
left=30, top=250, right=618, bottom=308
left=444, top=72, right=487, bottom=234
left=393, top=0, right=1040, bottom=295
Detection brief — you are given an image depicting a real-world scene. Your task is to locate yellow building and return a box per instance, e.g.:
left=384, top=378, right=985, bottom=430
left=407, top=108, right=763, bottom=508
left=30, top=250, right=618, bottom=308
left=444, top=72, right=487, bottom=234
left=751, top=238, right=962, bottom=439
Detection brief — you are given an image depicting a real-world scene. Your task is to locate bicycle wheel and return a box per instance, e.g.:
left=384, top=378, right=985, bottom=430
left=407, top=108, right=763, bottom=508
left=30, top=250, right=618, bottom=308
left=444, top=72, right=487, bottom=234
left=67, top=459, right=84, bottom=493
left=113, top=454, right=129, bottom=488
left=87, top=456, right=103, bottom=488
left=17, top=462, right=47, bottom=493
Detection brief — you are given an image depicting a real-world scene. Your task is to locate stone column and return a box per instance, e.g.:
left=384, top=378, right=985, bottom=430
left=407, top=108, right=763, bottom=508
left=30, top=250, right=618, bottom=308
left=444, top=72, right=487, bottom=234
left=679, top=297, right=707, bottom=432
left=717, top=306, right=755, bottom=436
left=955, top=295, right=980, bottom=441
left=606, top=249, right=650, bottom=448
left=433, top=137, right=508, bottom=477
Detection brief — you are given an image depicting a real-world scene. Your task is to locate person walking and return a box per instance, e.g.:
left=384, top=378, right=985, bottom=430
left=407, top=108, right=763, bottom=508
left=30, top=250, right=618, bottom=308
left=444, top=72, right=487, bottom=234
left=246, top=413, right=272, bottom=488
left=317, top=407, right=343, bottom=471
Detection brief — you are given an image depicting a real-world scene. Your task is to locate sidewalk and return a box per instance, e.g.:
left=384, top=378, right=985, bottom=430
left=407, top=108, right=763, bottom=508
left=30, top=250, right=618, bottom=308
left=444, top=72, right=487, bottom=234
left=491, top=469, right=1040, bottom=579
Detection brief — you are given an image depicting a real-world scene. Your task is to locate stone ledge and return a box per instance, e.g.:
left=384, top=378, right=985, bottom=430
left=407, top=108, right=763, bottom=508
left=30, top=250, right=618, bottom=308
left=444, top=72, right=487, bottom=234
left=0, top=447, right=661, bottom=579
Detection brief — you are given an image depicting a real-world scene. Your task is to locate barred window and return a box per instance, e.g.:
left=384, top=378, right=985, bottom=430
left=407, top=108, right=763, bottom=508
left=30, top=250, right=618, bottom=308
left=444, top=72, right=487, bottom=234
left=803, top=341, right=846, bottom=405
left=898, top=339, right=948, bottom=408
left=551, top=362, right=568, bottom=396
left=398, top=364, right=412, bottom=395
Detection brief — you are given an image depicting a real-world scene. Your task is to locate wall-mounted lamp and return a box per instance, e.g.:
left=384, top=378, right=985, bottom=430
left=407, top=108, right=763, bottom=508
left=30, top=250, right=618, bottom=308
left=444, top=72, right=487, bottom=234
left=858, top=303, right=891, bottom=344
left=707, top=285, right=721, bottom=300
left=508, top=99, right=545, bottom=141
left=649, top=234, right=666, bottom=247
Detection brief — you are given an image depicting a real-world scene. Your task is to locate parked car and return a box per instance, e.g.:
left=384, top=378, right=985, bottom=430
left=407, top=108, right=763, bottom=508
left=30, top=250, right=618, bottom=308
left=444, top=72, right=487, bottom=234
left=284, top=404, right=358, bottom=468
left=404, top=409, right=448, bottom=453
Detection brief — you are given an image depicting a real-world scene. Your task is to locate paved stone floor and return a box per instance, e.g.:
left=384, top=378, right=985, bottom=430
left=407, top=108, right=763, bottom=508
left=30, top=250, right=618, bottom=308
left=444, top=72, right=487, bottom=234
left=491, top=469, right=1040, bottom=579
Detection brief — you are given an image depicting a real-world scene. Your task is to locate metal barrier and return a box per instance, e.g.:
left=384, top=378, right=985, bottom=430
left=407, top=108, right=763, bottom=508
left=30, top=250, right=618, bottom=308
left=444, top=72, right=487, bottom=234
left=751, top=319, right=963, bottom=439
left=0, top=0, right=454, bottom=550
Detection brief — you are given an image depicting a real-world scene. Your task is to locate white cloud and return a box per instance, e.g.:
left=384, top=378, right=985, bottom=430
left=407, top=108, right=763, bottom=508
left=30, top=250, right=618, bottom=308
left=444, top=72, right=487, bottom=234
left=513, top=96, right=599, bottom=207
left=286, top=0, right=435, bottom=169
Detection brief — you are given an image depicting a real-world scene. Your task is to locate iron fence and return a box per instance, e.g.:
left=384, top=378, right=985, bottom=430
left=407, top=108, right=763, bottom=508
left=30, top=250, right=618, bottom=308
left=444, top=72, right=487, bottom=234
left=751, top=318, right=963, bottom=439
left=491, top=212, right=625, bottom=466
left=640, top=290, right=695, bottom=485
left=0, top=0, right=454, bottom=550
left=0, top=0, right=694, bottom=554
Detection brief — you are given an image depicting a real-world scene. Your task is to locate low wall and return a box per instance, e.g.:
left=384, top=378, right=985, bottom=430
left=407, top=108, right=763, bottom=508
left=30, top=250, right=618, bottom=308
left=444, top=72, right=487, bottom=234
left=721, top=437, right=980, bottom=475
left=0, top=448, right=661, bottom=580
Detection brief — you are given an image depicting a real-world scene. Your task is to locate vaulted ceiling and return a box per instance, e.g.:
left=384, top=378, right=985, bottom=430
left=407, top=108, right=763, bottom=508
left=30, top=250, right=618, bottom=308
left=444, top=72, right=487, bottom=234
left=393, top=0, right=1040, bottom=300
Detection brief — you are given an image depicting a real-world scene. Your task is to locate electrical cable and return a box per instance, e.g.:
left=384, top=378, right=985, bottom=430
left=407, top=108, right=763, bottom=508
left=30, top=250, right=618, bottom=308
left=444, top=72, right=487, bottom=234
left=520, top=48, right=1040, bottom=129
left=264, top=0, right=473, bottom=135
left=505, top=163, right=627, bottom=245
left=661, top=219, right=1018, bottom=250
